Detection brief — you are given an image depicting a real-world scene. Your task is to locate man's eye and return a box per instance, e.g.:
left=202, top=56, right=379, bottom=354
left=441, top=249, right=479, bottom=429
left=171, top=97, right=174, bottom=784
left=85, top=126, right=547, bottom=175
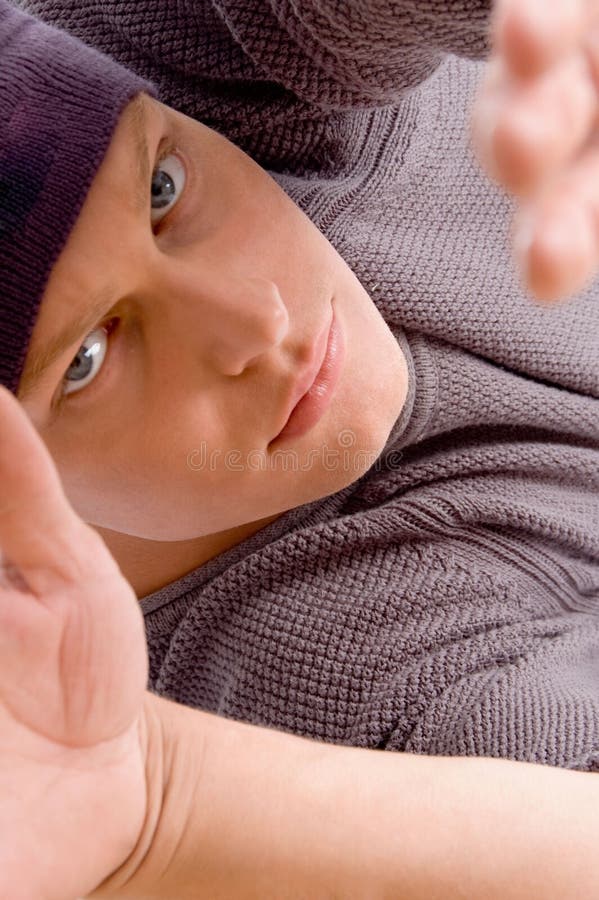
left=62, top=324, right=111, bottom=397
left=151, top=152, right=186, bottom=225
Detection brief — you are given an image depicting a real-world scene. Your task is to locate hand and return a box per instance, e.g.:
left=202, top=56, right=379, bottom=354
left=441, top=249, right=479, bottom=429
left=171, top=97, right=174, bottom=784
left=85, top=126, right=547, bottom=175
left=0, top=386, right=149, bottom=900
left=472, top=0, right=599, bottom=302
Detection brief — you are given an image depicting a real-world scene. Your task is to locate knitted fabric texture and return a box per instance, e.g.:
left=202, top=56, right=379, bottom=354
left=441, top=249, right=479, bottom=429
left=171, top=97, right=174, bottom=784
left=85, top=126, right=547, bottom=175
left=21, top=0, right=599, bottom=770
left=0, top=0, right=155, bottom=394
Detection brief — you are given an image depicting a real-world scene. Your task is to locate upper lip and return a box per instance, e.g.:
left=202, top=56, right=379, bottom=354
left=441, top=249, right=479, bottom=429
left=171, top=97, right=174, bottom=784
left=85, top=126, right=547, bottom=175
left=272, top=307, right=333, bottom=439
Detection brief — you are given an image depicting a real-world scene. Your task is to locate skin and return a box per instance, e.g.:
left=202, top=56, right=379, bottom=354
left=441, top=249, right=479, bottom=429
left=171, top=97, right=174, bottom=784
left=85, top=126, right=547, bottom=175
left=1, top=3, right=598, bottom=899
left=18, top=95, right=409, bottom=599
left=15, top=0, right=599, bottom=602
left=473, top=0, right=599, bottom=302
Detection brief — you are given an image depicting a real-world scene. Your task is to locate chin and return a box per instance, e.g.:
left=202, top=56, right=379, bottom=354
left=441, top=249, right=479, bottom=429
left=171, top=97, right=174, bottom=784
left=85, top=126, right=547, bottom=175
left=288, top=407, right=404, bottom=509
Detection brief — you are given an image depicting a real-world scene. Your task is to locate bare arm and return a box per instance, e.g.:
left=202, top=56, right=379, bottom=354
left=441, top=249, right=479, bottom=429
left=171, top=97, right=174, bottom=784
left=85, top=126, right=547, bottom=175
left=90, top=690, right=599, bottom=900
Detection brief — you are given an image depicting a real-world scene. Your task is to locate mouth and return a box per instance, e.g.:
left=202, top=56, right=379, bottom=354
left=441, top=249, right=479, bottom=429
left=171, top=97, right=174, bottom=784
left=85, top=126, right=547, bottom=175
left=270, top=301, right=345, bottom=445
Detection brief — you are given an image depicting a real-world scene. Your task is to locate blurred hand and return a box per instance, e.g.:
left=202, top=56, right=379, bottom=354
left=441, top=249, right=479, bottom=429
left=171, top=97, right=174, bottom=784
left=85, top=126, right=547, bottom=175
left=0, top=385, right=149, bottom=900
left=472, top=0, right=599, bottom=302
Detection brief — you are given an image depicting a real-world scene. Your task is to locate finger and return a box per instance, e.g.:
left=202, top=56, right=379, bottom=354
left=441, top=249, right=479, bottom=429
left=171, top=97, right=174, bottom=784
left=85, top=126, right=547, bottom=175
left=0, top=386, right=86, bottom=594
left=582, top=21, right=599, bottom=91
left=512, top=144, right=599, bottom=301
left=492, top=0, right=587, bottom=80
left=472, top=51, right=598, bottom=196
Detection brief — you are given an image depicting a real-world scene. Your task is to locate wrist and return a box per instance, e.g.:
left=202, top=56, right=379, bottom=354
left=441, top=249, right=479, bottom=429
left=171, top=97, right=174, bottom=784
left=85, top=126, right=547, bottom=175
left=86, top=691, right=168, bottom=898
left=85, top=691, right=599, bottom=900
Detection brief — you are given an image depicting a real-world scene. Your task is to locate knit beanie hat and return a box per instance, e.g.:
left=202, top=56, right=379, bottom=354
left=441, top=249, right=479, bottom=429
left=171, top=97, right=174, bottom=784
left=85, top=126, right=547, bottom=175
left=0, top=0, right=156, bottom=394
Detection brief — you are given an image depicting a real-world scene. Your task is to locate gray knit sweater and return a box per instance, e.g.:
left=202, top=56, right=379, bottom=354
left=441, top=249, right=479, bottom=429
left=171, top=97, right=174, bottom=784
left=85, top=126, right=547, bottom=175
left=22, top=0, right=599, bottom=770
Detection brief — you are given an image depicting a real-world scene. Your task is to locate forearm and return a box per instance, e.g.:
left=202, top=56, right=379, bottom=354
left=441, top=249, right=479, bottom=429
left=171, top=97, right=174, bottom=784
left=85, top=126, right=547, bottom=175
left=91, top=691, right=599, bottom=900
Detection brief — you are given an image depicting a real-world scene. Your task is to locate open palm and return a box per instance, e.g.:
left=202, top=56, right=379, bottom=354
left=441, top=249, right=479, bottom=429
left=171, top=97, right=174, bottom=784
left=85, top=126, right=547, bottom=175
left=0, top=385, right=148, bottom=900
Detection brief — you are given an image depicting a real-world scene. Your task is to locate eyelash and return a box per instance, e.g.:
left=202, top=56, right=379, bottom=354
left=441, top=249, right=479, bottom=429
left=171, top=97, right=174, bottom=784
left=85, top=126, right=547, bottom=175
left=52, top=318, right=119, bottom=414
left=156, top=140, right=177, bottom=169
left=152, top=139, right=180, bottom=224
left=52, top=138, right=183, bottom=413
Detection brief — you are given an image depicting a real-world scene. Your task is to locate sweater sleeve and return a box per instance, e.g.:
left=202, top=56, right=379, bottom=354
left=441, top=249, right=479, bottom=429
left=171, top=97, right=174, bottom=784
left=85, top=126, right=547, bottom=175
left=400, top=648, right=599, bottom=773
left=379, top=535, right=599, bottom=773
left=17, top=0, right=493, bottom=110
left=214, top=0, right=494, bottom=105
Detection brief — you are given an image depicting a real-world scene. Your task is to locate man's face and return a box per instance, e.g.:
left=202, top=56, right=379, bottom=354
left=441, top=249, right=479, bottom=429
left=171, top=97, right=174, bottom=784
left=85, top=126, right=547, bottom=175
left=18, top=94, right=408, bottom=541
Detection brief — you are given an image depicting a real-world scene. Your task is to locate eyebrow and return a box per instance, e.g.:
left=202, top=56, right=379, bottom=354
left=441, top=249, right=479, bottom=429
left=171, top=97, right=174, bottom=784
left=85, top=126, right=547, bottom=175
left=17, top=95, right=151, bottom=402
left=130, top=94, right=152, bottom=214
left=17, top=285, right=117, bottom=402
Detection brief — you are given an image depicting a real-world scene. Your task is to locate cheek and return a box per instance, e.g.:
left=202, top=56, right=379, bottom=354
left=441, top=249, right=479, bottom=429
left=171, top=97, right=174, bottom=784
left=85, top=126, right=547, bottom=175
left=222, top=176, right=329, bottom=279
left=50, top=408, right=229, bottom=528
left=42, top=415, right=139, bottom=518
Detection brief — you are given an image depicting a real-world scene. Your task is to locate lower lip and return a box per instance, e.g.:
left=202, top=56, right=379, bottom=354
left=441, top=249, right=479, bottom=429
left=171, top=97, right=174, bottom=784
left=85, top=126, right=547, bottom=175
left=272, top=308, right=345, bottom=443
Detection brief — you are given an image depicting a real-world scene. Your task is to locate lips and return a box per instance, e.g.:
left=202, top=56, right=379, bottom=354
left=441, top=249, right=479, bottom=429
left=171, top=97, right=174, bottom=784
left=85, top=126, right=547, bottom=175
left=274, top=307, right=334, bottom=434
left=270, top=302, right=345, bottom=443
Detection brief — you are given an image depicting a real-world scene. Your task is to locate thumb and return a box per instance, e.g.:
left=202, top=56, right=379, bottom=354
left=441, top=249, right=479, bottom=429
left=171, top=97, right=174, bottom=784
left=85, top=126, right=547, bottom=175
left=0, top=385, right=88, bottom=595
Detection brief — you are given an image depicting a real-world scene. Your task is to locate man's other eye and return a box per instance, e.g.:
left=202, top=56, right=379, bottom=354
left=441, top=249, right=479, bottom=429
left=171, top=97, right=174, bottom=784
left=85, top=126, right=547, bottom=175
left=62, top=323, right=112, bottom=397
left=151, top=152, right=186, bottom=225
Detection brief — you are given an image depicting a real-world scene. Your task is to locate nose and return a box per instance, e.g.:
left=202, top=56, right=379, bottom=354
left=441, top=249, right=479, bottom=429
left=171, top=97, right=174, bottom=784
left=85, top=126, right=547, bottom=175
left=152, top=258, right=290, bottom=376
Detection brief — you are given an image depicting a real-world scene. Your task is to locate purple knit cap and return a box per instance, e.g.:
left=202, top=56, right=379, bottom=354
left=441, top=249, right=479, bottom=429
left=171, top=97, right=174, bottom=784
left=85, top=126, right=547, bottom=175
left=0, top=0, right=156, bottom=394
